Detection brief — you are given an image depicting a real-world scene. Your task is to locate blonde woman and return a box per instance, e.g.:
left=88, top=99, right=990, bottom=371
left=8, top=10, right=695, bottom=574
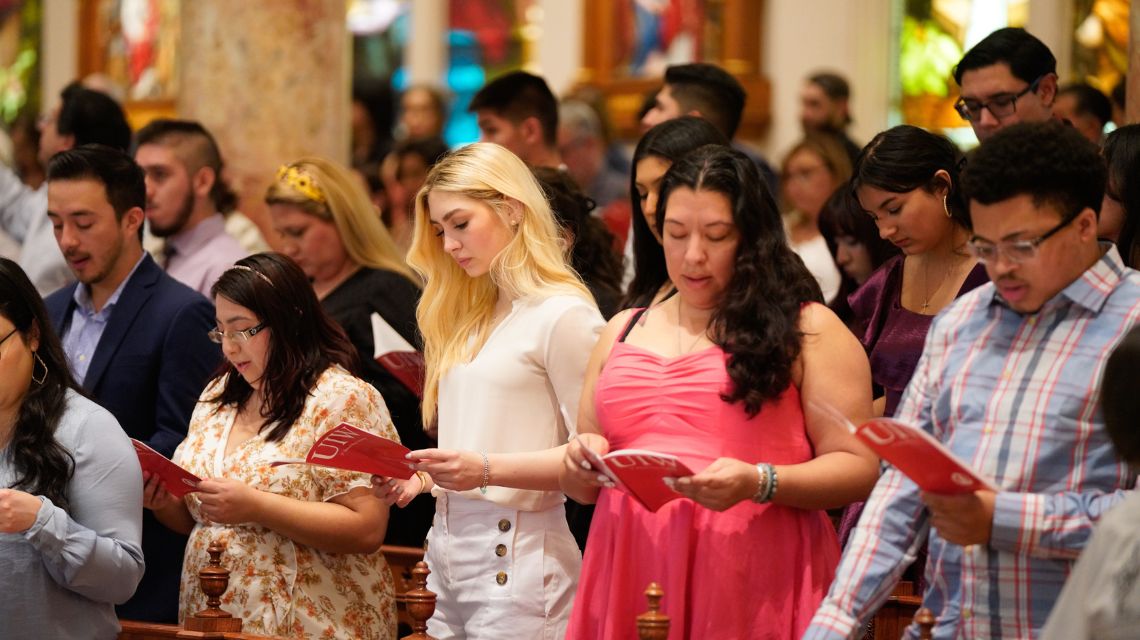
left=373, top=143, right=604, bottom=639
left=266, top=157, right=434, bottom=547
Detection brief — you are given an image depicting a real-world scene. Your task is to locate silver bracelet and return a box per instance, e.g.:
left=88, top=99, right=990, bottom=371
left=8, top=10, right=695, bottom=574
left=751, top=463, right=770, bottom=503
left=765, top=464, right=779, bottom=503
left=480, top=452, right=490, bottom=495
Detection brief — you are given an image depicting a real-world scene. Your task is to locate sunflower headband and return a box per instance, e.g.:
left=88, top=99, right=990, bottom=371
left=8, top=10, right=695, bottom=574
left=276, top=165, right=326, bottom=204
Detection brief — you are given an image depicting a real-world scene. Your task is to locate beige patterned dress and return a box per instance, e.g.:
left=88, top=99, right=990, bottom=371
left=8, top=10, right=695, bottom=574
left=173, top=366, right=397, bottom=639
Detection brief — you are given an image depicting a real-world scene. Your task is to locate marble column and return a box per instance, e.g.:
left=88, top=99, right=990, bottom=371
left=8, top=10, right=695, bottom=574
left=1130, top=3, right=1140, bottom=124
left=178, top=0, right=350, bottom=247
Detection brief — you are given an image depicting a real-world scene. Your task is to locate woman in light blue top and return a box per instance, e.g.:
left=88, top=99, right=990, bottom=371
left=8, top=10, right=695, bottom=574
left=0, top=257, right=144, bottom=639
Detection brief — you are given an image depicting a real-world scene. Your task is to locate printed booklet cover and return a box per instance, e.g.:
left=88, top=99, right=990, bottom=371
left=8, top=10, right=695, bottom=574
left=272, top=422, right=415, bottom=480
left=580, top=443, right=695, bottom=512
left=131, top=439, right=201, bottom=498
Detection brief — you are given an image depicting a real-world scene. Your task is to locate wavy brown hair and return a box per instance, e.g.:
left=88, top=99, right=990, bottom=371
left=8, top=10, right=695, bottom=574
left=0, top=258, right=77, bottom=508
left=207, top=253, right=359, bottom=441
left=657, top=145, right=823, bottom=417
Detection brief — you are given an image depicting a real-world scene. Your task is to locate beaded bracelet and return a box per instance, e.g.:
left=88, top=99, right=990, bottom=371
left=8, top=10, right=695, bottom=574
left=752, top=463, right=770, bottom=503
left=480, top=452, right=490, bottom=495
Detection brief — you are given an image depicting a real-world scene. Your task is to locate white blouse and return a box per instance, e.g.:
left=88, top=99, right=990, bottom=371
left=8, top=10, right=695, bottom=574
left=435, top=293, right=604, bottom=511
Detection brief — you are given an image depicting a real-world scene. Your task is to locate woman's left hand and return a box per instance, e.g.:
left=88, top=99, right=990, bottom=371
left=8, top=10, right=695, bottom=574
left=196, top=477, right=264, bottom=525
left=408, top=449, right=484, bottom=492
left=671, top=458, right=759, bottom=512
left=0, top=489, right=42, bottom=533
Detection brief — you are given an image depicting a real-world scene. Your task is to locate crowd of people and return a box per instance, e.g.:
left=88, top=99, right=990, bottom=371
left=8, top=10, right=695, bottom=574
left=0, top=24, right=1138, bottom=640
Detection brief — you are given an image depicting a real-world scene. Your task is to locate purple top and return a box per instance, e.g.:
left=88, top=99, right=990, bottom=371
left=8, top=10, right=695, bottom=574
left=848, top=254, right=989, bottom=416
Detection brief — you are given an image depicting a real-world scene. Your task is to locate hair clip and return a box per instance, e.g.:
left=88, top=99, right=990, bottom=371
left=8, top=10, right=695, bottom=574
left=276, top=165, right=326, bottom=204
left=227, top=264, right=274, bottom=287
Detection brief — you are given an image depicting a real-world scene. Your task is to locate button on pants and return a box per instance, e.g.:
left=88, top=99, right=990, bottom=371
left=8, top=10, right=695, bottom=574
left=424, top=493, right=581, bottom=640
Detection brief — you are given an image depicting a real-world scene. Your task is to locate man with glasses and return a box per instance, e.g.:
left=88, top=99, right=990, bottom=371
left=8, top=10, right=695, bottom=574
left=806, top=121, right=1140, bottom=638
left=953, top=27, right=1058, bottom=143
left=41, top=145, right=218, bottom=624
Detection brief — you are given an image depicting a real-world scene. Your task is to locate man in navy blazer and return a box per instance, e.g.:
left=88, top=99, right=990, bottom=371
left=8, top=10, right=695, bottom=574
left=43, top=145, right=219, bottom=623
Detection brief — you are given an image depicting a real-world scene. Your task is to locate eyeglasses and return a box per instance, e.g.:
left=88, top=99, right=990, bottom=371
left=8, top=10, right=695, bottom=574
left=0, top=328, right=16, bottom=349
left=207, top=323, right=266, bottom=344
left=966, top=211, right=1077, bottom=264
left=954, top=75, right=1045, bottom=122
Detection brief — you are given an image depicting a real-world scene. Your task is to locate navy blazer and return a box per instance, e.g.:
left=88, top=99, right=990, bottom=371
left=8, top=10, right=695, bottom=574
left=45, top=253, right=220, bottom=623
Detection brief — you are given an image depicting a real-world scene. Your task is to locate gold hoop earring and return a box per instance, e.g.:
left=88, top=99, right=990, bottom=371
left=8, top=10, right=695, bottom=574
left=943, top=196, right=951, bottom=219
left=32, top=352, right=47, bottom=385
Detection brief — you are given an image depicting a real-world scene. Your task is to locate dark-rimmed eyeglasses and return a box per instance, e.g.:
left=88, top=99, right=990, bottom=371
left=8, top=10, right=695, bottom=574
left=0, top=328, right=16, bottom=348
left=207, top=323, right=266, bottom=344
left=966, top=211, right=1078, bottom=264
left=954, top=75, right=1045, bottom=122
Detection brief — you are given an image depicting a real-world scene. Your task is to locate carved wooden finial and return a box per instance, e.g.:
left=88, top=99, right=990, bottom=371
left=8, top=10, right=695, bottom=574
left=183, top=540, right=243, bottom=634
left=401, top=561, right=439, bottom=640
left=636, top=582, right=670, bottom=640
left=915, top=607, right=936, bottom=640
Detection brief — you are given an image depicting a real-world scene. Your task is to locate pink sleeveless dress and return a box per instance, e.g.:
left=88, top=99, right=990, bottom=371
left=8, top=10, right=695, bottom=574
left=566, top=340, right=839, bottom=640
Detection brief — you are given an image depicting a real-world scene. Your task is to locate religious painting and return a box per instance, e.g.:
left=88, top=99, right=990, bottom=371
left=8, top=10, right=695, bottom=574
left=897, top=0, right=1028, bottom=138
left=577, top=0, right=769, bottom=140
left=0, top=0, right=41, bottom=126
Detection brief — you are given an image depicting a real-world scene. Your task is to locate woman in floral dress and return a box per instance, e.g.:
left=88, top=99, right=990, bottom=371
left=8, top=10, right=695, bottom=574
left=145, top=253, right=398, bottom=639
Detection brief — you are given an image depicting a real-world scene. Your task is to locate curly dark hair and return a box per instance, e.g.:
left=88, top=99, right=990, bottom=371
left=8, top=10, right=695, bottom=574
left=657, top=145, right=823, bottom=417
left=1103, top=124, right=1140, bottom=267
left=533, top=167, right=623, bottom=318
left=624, top=116, right=729, bottom=309
left=207, top=253, right=360, bottom=442
left=0, top=258, right=78, bottom=509
left=961, top=121, right=1105, bottom=218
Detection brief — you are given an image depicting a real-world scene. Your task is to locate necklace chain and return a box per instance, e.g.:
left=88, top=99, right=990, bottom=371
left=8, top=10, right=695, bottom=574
left=676, top=302, right=707, bottom=355
left=920, top=253, right=970, bottom=313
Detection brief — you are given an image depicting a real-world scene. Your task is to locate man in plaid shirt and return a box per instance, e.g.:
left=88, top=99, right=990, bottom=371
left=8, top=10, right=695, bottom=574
left=805, top=122, right=1140, bottom=639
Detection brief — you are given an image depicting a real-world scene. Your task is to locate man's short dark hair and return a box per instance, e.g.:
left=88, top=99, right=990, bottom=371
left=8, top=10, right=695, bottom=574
left=961, top=121, right=1105, bottom=219
left=135, top=118, right=238, bottom=213
left=1058, top=83, right=1112, bottom=128
left=664, top=63, right=746, bottom=139
left=57, top=82, right=132, bottom=151
left=953, top=28, right=1056, bottom=86
left=468, top=71, right=558, bottom=147
left=47, top=145, right=146, bottom=220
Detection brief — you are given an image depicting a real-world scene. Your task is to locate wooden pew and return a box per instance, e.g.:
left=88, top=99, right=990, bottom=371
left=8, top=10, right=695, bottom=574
left=636, top=582, right=670, bottom=639
left=381, top=544, right=427, bottom=632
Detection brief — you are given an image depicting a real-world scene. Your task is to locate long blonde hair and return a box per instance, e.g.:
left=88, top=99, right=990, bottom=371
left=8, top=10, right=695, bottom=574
left=409, top=143, right=591, bottom=426
left=266, top=156, right=417, bottom=283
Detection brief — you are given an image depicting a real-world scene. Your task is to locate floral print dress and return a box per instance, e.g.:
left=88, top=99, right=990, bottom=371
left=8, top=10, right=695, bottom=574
left=173, top=367, right=397, bottom=640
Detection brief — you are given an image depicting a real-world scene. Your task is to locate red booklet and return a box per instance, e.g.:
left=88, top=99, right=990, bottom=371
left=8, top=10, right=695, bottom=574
left=272, top=423, right=414, bottom=480
left=580, top=444, right=695, bottom=512
left=371, top=312, right=425, bottom=398
left=131, top=439, right=201, bottom=498
left=853, top=418, right=999, bottom=494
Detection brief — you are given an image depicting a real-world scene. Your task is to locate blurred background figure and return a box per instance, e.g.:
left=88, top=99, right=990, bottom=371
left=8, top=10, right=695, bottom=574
left=379, top=136, right=450, bottom=254
left=818, top=186, right=901, bottom=329
left=800, top=71, right=862, bottom=163
left=351, top=76, right=396, bottom=169
left=534, top=167, right=622, bottom=320
left=1054, top=82, right=1112, bottom=144
left=1101, top=124, right=1140, bottom=267
left=398, top=84, right=448, bottom=141
left=781, top=133, right=852, bottom=302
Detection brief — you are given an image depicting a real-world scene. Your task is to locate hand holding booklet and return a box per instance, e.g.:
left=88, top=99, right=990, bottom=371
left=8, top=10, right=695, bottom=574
left=131, top=439, right=201, bottom=498
left=272, top=423, right=414, bottom=480
left=579, top=441, right=695, bottom=513
left=808, top=402, right=997, bottom=494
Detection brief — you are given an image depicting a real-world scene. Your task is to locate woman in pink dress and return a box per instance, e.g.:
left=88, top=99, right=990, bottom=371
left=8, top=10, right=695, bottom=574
left=561, top=145, right=879, bottom=639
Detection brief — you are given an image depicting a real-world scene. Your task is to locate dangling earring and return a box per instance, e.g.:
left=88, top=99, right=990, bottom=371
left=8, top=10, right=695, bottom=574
left=31, top=351, right=47, bottom=385
left=943, top=196, right=951, bottom=219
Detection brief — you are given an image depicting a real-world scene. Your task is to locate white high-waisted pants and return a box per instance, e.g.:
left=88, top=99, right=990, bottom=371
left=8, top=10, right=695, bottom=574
left=424, top=493, right=581, bottom=640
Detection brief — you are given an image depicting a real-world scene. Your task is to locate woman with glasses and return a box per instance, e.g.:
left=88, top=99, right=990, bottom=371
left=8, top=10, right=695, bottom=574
left=0, top=258, right=144, bottom=639
left=144, top=253, right=399, bottom=640
left=837, top=125, right=989, bottom=558
left=780, top=133, right=853, bottom=302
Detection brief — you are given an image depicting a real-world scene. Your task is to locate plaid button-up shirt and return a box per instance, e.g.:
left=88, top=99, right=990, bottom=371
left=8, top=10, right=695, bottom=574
left=806, top=245, right=1140, bottom=640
